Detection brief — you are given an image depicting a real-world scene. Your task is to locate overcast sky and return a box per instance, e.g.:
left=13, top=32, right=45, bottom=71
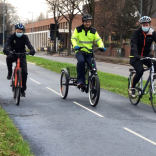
left=7, top=0, right=48, bottom=21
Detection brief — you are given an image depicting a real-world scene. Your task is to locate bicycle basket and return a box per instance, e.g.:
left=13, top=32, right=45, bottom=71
left=66, top=66, right=77, bottom=78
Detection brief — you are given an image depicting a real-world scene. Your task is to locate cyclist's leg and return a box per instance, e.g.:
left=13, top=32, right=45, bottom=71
left=130, top=57, right=144, bottom=88
left=76, top=52, right=85, bottom=85
left=6, top=54, right=16, bottom=79
left=20, top=57, right=27, bottom=92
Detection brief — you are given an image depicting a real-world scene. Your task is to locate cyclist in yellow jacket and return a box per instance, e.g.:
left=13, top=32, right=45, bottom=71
left=71, top=14, right=106, bottom=88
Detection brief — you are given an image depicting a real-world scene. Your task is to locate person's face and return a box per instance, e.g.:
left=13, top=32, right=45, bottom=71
left=15, top=29, right=23, bottom=33
left=83, top=20, right=92, bottom=28
left=141, top=23, right=150, bottom=27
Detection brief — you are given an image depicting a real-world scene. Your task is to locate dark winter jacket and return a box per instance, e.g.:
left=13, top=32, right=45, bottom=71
left=130, top=27, right=156, bottom=58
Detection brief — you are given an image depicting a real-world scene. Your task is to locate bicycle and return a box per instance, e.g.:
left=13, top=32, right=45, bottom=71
left=128, top=57, right=156, bottom=113
left=10, top=51, right=29, bottom=105
left=60, top=47, right=104, bottom=106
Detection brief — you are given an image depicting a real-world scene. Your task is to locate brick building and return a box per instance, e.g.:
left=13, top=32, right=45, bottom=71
left=25, top=14, right=82, bottom=51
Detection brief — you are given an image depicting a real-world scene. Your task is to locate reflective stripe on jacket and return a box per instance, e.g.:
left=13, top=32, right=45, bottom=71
left=71, top=25, right=104, bottom=53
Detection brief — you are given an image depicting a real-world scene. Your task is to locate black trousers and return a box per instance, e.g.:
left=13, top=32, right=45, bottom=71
left=76, top=52, right=96, bottom=84
left=6, top=54, right=27, bottom=91
left=130, top=57, right=156, bottom=88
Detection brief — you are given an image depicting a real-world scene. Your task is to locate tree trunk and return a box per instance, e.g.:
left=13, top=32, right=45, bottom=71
left=120, top=34, right=123, bottom=48
left=67, top=21, right=72, bottom=55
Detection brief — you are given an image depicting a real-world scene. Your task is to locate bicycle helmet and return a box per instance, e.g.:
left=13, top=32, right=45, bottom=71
left=15, top=23, right=25, bottom=30
left=82, top=14, right=92, bottom=22
left=139, top=16, right=151, bottom=24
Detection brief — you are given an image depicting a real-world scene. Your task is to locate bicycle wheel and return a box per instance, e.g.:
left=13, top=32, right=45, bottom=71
left=60, top=70, right=69, bottom=99
left=15, top=69, right=21, bottom=105
left=149, top=77, right=156, bottom=113
left=12, top=75, right=16, bottom=99
left=89, top=75, right=100, bottom=107
left=128, top=74, right=141, bottom=105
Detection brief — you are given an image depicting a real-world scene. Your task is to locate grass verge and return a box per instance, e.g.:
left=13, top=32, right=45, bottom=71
left=0, top=106, right=33, bottom=156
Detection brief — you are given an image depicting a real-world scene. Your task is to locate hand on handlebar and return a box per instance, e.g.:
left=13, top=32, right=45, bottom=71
left=99, top=47, right=106, bottom=52
left=74, top=46, right=80, bottom=50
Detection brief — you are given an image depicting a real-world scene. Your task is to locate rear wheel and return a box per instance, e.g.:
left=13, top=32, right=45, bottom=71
left=60, top=70, right=69, bottom=99
left=128, top=73, right=141, bottom=105
left=89, top=75, right=100, bottom=107
left=149, top=76, right=156, bottom=113
left=15, top=69, right=21, bottom=105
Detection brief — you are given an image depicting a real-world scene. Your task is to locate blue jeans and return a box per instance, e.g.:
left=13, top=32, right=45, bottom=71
left=76, top=52, right=96, bottom=84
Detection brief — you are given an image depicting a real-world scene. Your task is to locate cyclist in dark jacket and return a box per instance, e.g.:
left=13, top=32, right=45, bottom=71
left=3, top=23, right=35, bottom=97
left=130, top=16, right=156, bottom=97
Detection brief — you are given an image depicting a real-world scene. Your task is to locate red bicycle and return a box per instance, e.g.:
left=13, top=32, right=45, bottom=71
left=10, top=51, right=29, bottom=105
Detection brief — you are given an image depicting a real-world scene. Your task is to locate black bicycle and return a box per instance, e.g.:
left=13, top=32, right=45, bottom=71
left=128, top=57, right=156, bottom=112
left=60, top=47, right=104, bottom=106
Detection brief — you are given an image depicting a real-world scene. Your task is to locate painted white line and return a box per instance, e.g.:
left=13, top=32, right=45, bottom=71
left=46, top=87, right=61, bottom=96
left=0, top=62, right=6, bottom=65
left=28, top=62, right=35, bottom=65
left=73, top=101, right=104, bottom=117
left=124, top=127, right=156, bottom=146
left=30, top=78, right=41, bottom=84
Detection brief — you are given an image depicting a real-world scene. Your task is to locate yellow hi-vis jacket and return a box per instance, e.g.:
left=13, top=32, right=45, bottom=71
left=71, top=25, right=104, bottom=53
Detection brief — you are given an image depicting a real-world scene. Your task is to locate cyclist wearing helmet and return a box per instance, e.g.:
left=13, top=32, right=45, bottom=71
left=3, top=23, right=35, bottom=97
left=130, top=16, right=156, bottom=97
left=71, top=14, right=106, bottom=89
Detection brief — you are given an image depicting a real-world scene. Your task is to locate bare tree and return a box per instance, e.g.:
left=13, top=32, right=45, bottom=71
left=46, top=0, right=64, bottom=53
left=57, top=0, right=83, bottom=55
left=35, top=12, right=46, bottom=22
left=133, top=0, right=156, bottom=16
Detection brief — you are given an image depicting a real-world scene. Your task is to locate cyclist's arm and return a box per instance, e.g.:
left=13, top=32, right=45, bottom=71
left=3, top=35, right=12, bottom=53
left=71, top=28, right=78, bottom=48
left=94, top=31, right=104, bottom=48
left=153, top=31, right=156, bottom=43
left=130, top=30, right=140, bottom=57
left=25, top=35, right=35, bottom=50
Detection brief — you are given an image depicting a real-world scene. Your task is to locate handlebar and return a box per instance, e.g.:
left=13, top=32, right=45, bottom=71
left=140, top=57, right=156, bottom=61
left=78, top=47, right=105, bottom=53
left=10, top=51, right=30, bottom=56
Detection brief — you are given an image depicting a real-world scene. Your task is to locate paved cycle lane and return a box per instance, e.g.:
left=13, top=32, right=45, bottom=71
left=0, top=54, right=156, bottom=156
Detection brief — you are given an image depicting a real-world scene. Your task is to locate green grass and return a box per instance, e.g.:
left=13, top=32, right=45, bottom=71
left=26, top=55, right=151, bottom=105
left=0, top=107, right=33, bottom=156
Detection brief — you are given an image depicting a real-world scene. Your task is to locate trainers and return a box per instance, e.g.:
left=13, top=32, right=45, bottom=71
left=20, top=90, right=26, bottom=97
left=131, top=88, right=136, bottom=98
left=7, top=72, right=12, bottom=80
left=77, top=83, right=85, bottom=92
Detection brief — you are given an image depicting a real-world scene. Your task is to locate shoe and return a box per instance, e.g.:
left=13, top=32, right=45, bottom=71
left=77, top=83, right=85, bottom=92
left=20, top=90, right=26, bottom=97
left=7, top=72, right=12, bottom=80
left=131, top=88, right=136, bottom=98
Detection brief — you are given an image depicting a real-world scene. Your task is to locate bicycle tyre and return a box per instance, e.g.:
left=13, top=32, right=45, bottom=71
left=60, top=70, right=69, bottom=99
left=128, top=74, right=141, bottom=105
left=89, top=75, right=100, bottom=107
left=15, top=69, right=21, bottom=105
left=12, top=75, right=16, bottom=99
left=149, top=77, right=156, bottom=113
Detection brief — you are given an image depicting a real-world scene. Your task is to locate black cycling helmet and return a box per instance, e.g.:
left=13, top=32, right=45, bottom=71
left=82, top=14, right=92, bottom=22
left=15, top=23, right=25, bottom=30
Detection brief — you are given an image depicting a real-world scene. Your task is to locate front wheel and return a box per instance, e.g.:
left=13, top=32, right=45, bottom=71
left=15, top=69, right=21, bottom=105
left=89, top=75, right=100, bottom=107
left=60, top=70, right=69, bottom=99
left=149, top=76, right=156, bottom=113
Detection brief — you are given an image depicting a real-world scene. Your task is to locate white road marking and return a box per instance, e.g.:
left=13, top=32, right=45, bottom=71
left=0, top=62, right=6, bottom=65
left=30, top=78, right=41, bottom=84
left=46, top=87, right=61, bottom=96
left=73, top=101, right=104, bottom=117
left=124, top=127, right=156, bottom=146
left=28, top=62, right=36, bottom=65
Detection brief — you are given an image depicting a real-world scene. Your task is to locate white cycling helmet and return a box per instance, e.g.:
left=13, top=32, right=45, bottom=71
left=139, top=16, right=151, bottom=24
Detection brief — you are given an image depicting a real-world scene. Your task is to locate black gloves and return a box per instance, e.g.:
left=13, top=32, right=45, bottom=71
left=29, top=49, right=35, bottom=56
left=134, top=55, right=141, bottom=59
left=3, top=49, right=10, bottom=55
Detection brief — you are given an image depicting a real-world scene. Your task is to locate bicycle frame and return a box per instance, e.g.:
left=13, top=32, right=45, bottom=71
left=132, top=58, right=156, bottom=97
